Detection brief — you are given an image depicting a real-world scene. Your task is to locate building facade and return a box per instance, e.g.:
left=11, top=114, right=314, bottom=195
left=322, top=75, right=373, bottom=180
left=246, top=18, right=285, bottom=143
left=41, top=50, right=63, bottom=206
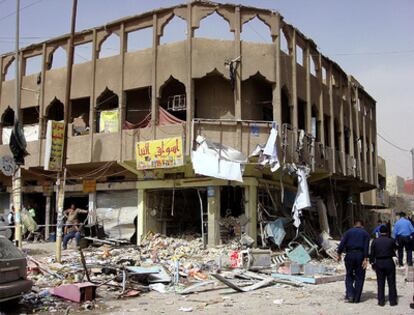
left=0, top=1, right=379, bottom=245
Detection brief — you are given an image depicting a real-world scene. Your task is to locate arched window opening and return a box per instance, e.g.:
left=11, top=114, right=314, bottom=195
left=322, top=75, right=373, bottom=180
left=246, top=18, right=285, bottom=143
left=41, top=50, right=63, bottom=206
left=281, top=87, right=291, bottom=126
left=241, top=74, right=273, bottom=121
left=241, top=16, right=272, bottom=44
left=25, top=55, right=42, bottom=76
left=4, top=59, right=16, bottom=81
left=127, top=27, right=153, bottom=52
left=99, top=33, right=120, bottom=59
left=160, top=77, right=186, bottom=121
left=22, top=106, right=40, bottom=142
left=311, top=105, right=319, bottom=141
left=160, top=15, right=187, bottom=45
left=49, top=47, right=67, bottom=70
left=297, top=98, right=306, bottom=131
left=280, top=30, right=289, bottom=54
left=324, top=114, right=330, bottom=147
left=322, top=67, right=327, bottom=84
left=194, top=73, right=234, bottom=119
left=96, top=89, right=119, bottom=133
left=1, top=107, right=15, bottom=145
left=125, top=86, right=151, bottom=127
left=195, top=11, right=233, bottom=41
left=70, top=97, right=90, bottom=136
left=46, top=99, right=64, bottom=121
left=74, top=42, right=93, bottom=64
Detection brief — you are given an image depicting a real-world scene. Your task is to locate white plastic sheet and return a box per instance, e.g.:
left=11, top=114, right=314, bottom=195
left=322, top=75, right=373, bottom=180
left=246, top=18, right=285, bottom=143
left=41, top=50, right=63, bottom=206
left=292, top=166, right=311, bottom=231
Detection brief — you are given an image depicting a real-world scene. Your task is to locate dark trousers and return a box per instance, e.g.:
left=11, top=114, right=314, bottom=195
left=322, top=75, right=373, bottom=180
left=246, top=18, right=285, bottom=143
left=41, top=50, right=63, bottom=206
left=397, top=236, right=413, bottom=266
left=63, top=230, right=81, bottom=248
left=344, top=252, right=366, bottom=302
left=375, top=258, right=397, bottom=305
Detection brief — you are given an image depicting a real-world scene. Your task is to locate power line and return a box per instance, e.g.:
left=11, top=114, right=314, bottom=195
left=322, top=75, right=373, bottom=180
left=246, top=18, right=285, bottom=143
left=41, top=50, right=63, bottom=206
left=377, top=132, right=410, bottom=152
left=0, top=0, right=44, bottom=24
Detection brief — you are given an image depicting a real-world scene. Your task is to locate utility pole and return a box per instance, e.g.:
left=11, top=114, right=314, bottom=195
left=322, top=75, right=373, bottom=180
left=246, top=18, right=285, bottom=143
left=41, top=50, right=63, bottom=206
left=55, top=0, right=78, bottom=262
left=12, top=0, right=22, bottom=249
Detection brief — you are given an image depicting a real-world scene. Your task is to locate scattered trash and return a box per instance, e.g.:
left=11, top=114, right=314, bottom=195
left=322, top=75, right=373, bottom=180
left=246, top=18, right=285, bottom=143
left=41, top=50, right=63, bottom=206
left=178, top=306, right=193, bottom=312
left=273, top=299, right=284, bottom=305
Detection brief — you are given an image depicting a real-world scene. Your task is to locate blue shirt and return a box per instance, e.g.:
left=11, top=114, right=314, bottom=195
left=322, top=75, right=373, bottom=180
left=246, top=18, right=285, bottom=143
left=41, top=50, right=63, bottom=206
left=392, top=217, right=414, bottom=238
left=372, top=224, right=385, bottom=237
left=337, top=227, right=370, bottom=258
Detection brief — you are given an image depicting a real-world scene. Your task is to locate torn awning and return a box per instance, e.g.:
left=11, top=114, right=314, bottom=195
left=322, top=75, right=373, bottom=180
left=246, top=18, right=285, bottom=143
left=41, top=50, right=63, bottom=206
left=191, top=135, right=247, bottom=182
left=123, top=107, right=184, bottom=129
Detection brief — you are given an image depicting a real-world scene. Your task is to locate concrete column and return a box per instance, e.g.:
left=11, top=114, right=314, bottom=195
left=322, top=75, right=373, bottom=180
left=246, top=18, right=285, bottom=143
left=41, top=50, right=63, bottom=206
left=354, top=86, right=362, bottom=180
left=45, top=195, right=51, bottom=240
left=372, top=107, right=378, bottom=186
left=207, top=186, right=220, bottom=247
left=368, top=113, right=373, bottom=184
left=347, top=79, right=354, bottom=158
left=234, top=6, right=241, bottom=120
left=88, top=192, right=96, bottom=224
left=245, top=184, right=257, bottom=245
left=318, top=55, right=325, bottom=145
left=339, top=76, right=346, bottom=172
left=89, top=29, right=97, bottom=161
left=38, top=43, right=47, bottom=163
left=291, top=30, right=298, bottom=131
left=151, top=14, right=159, bottom=139
left=137, top=188, right=147, bottom=246
left=185, top=3, right=194, bottom=154
left=272, top=14, right=281, bottom=126
left=305, top=44, right=311, bottom=134
left=362, top=102, right=367, bottom=182
left=118, top=23, right=126, bottom=161
left=328, top=65, right=336, bottom=173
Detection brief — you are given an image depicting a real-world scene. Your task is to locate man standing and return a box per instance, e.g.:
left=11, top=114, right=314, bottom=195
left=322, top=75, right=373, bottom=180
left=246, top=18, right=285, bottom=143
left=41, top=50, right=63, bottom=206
left=370, top=225, right=398, bottom=306
left=62, top=204, right=88, bottom=250
left=392, top=211, right=414, bottom=266
left=7, top=205, right=15, bottom=241
left=337, top=220, right=370, bottom=303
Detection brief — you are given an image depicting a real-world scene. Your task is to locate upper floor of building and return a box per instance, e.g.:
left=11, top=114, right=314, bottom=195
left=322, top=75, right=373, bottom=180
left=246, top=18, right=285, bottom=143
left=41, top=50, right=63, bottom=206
left=0, top=1, right=378, bottom=188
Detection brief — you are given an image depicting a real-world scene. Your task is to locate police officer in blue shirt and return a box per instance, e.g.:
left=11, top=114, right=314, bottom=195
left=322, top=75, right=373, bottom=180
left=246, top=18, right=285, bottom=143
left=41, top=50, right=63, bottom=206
left=337, top=220, right=370, bottom=303
left=392, top=212, right=414, bottom=266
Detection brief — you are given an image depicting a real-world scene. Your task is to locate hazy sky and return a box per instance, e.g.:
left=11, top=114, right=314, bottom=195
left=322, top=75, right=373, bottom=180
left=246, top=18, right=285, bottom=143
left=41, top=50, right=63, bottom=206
left=0, top=0, right=413, bottom=179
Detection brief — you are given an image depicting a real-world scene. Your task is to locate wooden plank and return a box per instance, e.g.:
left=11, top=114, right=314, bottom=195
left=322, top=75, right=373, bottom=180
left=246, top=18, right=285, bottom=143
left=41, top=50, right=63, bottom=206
left=272, top=273, right=345, bottom=285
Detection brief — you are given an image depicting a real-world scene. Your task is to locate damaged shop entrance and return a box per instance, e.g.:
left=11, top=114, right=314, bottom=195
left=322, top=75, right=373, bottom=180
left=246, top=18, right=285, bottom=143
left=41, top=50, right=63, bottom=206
left=145, top=186, right=247, bottom=245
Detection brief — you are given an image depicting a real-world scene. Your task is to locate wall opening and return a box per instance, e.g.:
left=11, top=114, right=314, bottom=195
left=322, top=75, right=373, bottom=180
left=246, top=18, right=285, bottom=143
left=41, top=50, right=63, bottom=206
left=281, top=86, right=291, bottom=126
left=24, top=55, right=42, bottom=76
left=147, top=189, right=204, bottom=236
left=99, top=33, right=120, bottom=58
left=324, top=114, right=330, bottom=146
left=1, top=107, right=14, bottom=145
left=70, top=97, right=90, bottom=136
left=310, top=56, right=317, bottom=77
left=160, top=77, right=186, bottom=121
left=241, top=16, right=272, bottom=43
left=126, top=27, right=153, bottom=52
left=195, top=73, right=234, bottom=119
left=297, top=98, right=306, bottom=130
left=195, top=11, right=233, bottom=40
left=344, top=127, right=350, bottom=155
left=322, top=67, right=327, bottom=84
left=125, top=86, right=151, bottom=126
left=96, top=89, right=119, bottom=133
left=296, top=45, right=304, bottom=66
left=241, top=73, right=273, bottom=121
left=74, top=42, right=93, bottom=64
left=280, top=30, right=289, bottom=54
left=311, top=105, right=319, bottom=141
left=4, top=59, right=16, bottom=81
left=49, top=47, right=67, bottom=70
left=334, top=118, right=340, bottom=150
left=22, top=106, right=40, bottom=142
left=46, top=99, right=64, bottom=121
left=160, top=15, right=187, bottom=45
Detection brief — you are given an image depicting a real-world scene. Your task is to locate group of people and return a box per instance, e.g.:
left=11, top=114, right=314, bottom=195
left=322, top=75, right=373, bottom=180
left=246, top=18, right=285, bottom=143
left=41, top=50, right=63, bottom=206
left=337, top=212, right=414, bottom=307
left=5, top=203, right=88, bottom=250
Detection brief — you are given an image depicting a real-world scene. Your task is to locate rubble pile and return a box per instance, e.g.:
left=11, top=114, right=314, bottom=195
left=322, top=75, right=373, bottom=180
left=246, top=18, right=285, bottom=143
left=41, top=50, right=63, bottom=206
left=21, top=233, right=344, bottom=312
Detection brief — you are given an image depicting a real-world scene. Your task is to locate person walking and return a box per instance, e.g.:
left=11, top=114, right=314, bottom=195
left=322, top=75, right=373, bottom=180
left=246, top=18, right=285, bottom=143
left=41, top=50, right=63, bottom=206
left=337, top=220, right=370, bottom=303
left=392, top=211, right=414, bottom=266
left=370, top=225, right=398, bottom=306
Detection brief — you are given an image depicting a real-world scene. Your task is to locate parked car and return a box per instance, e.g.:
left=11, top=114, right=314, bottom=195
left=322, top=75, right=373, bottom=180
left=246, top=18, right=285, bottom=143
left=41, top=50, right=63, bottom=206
left=0, top=235, right=32, bottom=303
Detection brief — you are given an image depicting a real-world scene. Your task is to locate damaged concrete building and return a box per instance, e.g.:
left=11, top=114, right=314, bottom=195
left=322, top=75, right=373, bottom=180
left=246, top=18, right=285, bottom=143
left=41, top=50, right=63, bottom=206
left=0, top=1, right=384, bottom=246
